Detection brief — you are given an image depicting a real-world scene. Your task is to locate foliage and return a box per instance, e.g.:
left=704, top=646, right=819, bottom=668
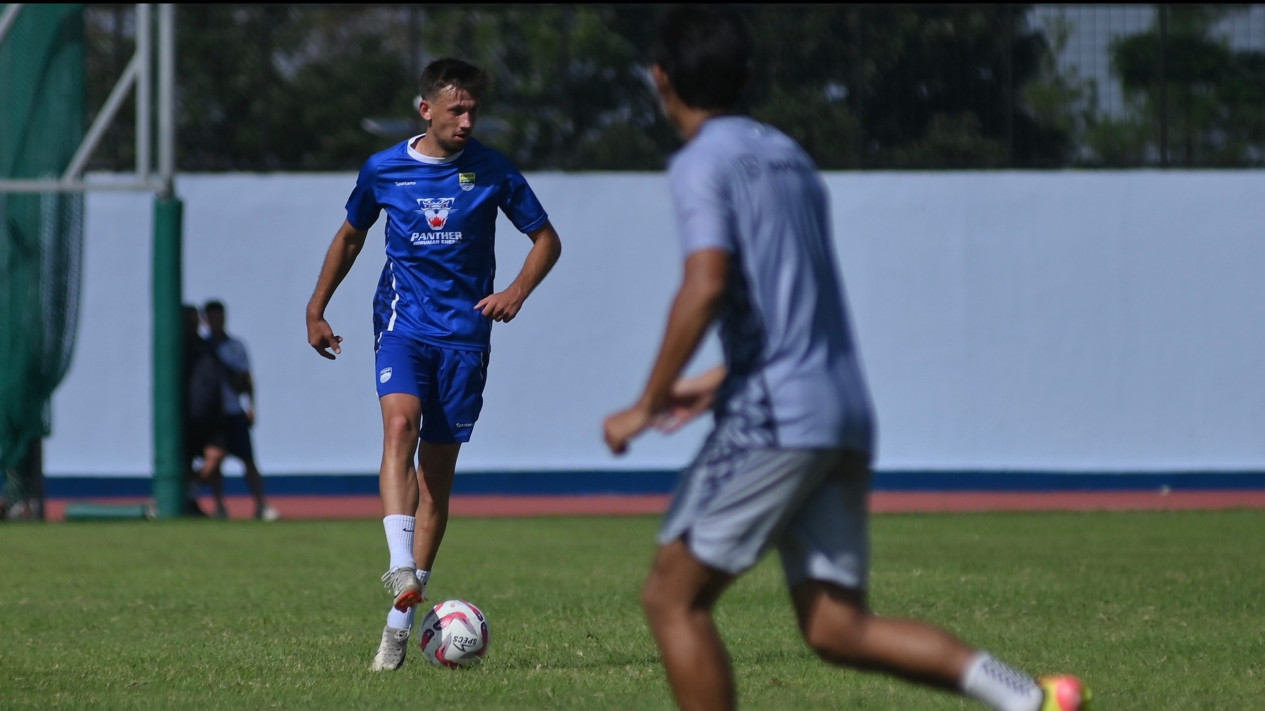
left=1023, top=8, right=1099, bottom=165
left=77, top=4, right=1265, bottom=172
left=408, top=5, right=673, bottom=171
left=1098, top=5, right=1265, bottom=167
left=173, top=5, right=416, bottom=171
left=760, top=4, right=1071, bottom=169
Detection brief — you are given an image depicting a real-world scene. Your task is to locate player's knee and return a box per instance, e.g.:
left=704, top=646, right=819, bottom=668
left=802, top=618, right=865, bottom=664
left=382, top=412, right=418, bottom=445
left=794, top=586, right=869, bottom=664
left=640, top=574, right=669, bottom=621
left=640, top=571, right=692, bottom=627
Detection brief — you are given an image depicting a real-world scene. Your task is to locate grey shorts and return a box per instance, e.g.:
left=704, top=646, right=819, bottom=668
left=658, top=440, right=871, bottom=590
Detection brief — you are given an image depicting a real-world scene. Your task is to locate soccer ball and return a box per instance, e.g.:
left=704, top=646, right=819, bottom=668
left=417, top=599, right=490, bottom=668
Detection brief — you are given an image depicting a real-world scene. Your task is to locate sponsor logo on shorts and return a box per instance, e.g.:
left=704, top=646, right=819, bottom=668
left=379, top=367, right=393, bottom=383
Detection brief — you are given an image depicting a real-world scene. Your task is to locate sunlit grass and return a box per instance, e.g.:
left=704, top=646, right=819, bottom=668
left=2, top=510, right=1262, bottom=709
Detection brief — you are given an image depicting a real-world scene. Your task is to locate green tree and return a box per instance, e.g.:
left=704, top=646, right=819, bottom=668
left=1096, top=4, right=1265, bottom=167
left=409, top=4, right=672, bottom=171
left=738, top=4, right=1073, bottom=169
left=1024, top=8, right=1099, bottom=165
left=86, top=5, right=418, bottom=172
left=175, top=5, right=417, bottom=171
left=81, top=4, right=1098, bottom=172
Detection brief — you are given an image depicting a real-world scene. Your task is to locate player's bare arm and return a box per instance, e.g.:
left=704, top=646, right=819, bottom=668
left=474, top=221, right=562, bottom=323
left=239, top=369, right=257, bottom=425
left=603, top=248, right=728, bottom=454
left=306, top=220, right=368, bottom=359
left=654, top=364, right=727, bottom=433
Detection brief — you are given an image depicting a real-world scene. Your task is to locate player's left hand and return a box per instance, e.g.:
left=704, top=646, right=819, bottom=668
left=474, top=287, right=526, bottom=322
left=603, top=405, right=653, bottom=455
left=653, top=380, right=715, bottom=433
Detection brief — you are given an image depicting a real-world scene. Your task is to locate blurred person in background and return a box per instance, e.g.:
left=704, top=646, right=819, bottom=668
left=305, top=56, right=562, bottom=671
left=602, top=6, right=1090, bottom=711
left=183, top=303, right=223, bottom=518
left=200, top=299, right=279, bottom=522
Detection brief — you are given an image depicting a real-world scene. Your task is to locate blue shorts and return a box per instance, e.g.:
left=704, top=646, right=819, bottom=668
left=375, top=332, right=489, bottom=444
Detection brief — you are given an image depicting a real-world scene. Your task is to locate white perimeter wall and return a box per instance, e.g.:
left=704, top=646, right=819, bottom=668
left=46, top=171, right=1265, bottom=477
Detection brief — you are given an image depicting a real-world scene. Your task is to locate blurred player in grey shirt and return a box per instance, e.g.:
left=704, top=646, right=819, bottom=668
left=602, top=6, right=1089, bottom=711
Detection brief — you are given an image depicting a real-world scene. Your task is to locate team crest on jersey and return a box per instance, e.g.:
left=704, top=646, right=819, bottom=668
left=417, top=197, right=455, bottom=230
left=459, top=172, right=476, bottom=192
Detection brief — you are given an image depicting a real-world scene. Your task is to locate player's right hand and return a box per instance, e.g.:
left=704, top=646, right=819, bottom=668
left=603, top=404, right=653, bottom=455
left=307, top=318, right=343, bottom=360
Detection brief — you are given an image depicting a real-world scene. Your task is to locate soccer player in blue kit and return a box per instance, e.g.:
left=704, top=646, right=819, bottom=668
left=603, top=6, right=1089, bottom=711
left=305, top=57, right=562, bottom=671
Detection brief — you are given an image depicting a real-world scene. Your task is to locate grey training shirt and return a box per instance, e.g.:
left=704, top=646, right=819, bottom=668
left=667, top=115, right=875, bottom=456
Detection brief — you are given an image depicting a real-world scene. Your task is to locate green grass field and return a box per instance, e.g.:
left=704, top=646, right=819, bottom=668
left=2, top=510, right=1263, bottom=710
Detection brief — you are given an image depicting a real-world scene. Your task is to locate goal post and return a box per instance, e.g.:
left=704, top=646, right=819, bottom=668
left=0, top=4, right=186, bottom=519
left=152, top=196, right=183, bottom=518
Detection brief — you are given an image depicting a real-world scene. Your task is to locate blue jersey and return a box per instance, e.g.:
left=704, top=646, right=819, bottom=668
left=346, top=135, right=549, bottom=351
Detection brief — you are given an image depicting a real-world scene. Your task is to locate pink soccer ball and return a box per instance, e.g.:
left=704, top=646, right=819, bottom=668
left=417, top=599, right=490, bottom=669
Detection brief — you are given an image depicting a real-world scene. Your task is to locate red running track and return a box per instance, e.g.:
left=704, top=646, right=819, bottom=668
left=41, top=489, right=1265, bottom=522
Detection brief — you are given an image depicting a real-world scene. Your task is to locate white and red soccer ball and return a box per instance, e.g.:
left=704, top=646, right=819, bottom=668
left=417, top=599, right=490, bottom=668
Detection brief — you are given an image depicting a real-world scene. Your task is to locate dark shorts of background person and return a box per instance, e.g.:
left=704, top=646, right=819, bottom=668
left=374, top=331, right=490, bottom=444
left=189, top=414, right=251, bottom=460
left=186, top=420, right=224, bottom=462
left=205, top=412, right=255, bottom=461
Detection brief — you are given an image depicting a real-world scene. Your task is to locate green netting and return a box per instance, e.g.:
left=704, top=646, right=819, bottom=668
left=0, top=4, right=86, bottom=504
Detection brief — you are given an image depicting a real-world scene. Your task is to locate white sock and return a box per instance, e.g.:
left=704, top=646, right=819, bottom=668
left=387, top=607, right=414, bottom=630
left=385, top=569, right=431, bottom=630
left=383, top=515, right=416, bottom=570
left=960, top=651, right=1044, bottom=711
